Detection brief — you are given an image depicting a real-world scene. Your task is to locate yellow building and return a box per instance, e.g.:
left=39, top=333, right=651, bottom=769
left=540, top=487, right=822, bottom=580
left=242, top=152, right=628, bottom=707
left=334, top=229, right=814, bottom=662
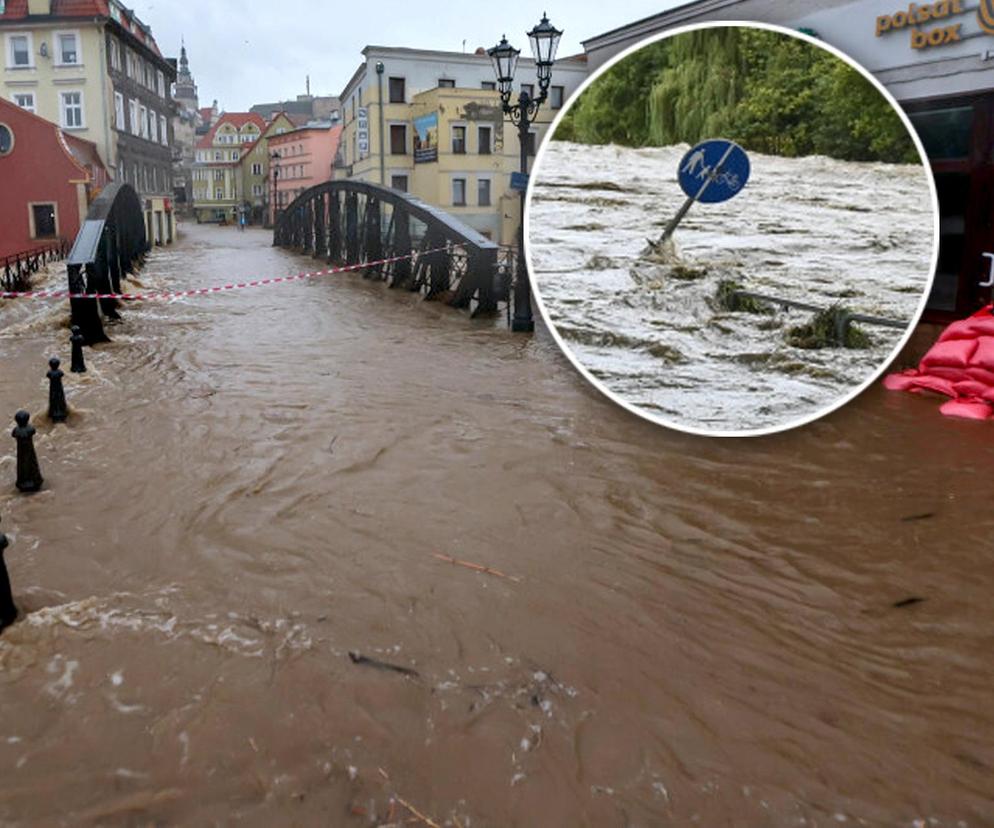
left=1, top=0, right=177, bottom=243
left=191, top=112, right=265, bottom=222
left=238, top=112, right=295, bottom=224
left=338, top=45, right=587, bottom=244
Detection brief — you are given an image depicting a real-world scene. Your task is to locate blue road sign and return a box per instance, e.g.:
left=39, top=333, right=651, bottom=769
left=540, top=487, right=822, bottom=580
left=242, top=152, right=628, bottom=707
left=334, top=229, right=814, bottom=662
left=510, top=171, right=529, bottom=192
left=677, top=139, right=750, bottom=204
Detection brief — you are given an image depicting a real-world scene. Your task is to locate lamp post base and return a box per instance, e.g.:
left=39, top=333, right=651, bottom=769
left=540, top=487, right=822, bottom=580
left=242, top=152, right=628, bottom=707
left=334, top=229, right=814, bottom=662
left=511, top=317, right=535, bottom=333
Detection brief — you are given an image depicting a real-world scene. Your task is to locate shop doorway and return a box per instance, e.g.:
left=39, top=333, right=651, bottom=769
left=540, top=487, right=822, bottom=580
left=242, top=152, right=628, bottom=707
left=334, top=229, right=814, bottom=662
left=906, top=94, right=994, bottom=320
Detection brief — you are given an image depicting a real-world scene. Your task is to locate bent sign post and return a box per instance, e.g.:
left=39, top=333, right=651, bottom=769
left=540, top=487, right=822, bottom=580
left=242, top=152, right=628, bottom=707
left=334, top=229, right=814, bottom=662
left=653, top=139, right=751, bottom=249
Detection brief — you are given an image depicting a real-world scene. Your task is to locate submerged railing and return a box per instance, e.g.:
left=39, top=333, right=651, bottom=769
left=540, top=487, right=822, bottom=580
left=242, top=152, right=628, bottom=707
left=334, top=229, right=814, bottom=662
left=2, top=238, right=70, bottom=293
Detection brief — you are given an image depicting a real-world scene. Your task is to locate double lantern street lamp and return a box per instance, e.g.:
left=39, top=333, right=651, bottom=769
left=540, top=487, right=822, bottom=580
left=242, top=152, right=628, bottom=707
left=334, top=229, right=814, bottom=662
left=488, top=13, right=562, bottom=333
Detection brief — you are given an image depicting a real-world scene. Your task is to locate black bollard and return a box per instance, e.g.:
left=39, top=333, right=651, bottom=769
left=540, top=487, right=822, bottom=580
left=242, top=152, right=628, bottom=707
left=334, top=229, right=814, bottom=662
left=70, top=325, right=86, bottom=373
left=12, top=411, right=43, bottom=493
left=0, top=516, right=17, bottom=631
left=47, top=357, right=68, bottom=423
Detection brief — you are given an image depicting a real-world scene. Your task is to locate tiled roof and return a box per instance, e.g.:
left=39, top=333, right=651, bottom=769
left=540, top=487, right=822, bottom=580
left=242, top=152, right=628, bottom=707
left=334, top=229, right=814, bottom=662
left=0, top=1, right=163, bottom=58
left=195, top=112, right=268, bottom=149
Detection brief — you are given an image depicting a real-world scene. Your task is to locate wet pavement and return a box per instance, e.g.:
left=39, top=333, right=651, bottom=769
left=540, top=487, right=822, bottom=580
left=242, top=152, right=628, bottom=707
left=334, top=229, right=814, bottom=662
left=0, top=223, right=990, bottom=826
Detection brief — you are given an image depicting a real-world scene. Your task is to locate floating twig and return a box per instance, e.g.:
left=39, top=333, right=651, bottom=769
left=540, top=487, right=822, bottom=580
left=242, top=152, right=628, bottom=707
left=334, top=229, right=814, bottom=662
left=892, top=596, right=926, bottom=609
left=432, top=553, right=521, bottom=583
left=395, top=795, right=441, bottom=828
left=348, top=651, right=420, bottom=677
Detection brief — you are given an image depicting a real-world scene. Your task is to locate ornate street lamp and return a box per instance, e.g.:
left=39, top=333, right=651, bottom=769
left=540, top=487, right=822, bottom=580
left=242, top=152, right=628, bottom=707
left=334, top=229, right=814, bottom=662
left=488, top=13, right=562, bottom=332
left=270, top=149, right=281, bottom=227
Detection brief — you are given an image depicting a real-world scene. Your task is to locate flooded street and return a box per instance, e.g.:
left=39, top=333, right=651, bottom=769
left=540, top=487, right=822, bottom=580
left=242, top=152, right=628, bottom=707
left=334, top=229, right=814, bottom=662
left=0, top=223, right=990, bottom=826
left=528, top=141, right=935, bottom=432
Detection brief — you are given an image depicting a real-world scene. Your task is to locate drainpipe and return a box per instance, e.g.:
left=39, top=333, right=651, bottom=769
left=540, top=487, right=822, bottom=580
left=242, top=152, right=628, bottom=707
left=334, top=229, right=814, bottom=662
left=375, top=60, right=385, bottom=185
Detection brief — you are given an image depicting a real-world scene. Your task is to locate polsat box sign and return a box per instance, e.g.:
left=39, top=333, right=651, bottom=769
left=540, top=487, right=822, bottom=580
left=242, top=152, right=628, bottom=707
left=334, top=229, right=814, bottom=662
left=875, top=0, right=994, bottom=48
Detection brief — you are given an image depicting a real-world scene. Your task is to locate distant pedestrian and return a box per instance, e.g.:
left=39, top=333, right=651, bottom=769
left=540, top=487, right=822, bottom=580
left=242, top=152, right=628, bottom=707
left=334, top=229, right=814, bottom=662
left=239, top=209, right=246, bottom=232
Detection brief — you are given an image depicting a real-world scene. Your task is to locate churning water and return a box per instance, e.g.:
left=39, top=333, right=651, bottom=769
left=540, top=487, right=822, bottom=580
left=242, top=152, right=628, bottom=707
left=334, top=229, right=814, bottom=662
left=527, top=141, right=936, bottom=432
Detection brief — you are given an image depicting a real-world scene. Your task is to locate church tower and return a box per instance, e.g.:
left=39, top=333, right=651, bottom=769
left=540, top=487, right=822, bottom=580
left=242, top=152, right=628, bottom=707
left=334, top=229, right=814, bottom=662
left=174, top=39, right=198, bottom=112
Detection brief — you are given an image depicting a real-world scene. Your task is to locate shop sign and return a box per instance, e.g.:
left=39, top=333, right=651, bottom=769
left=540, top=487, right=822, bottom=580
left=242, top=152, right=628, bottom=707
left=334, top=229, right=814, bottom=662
left=357, top=107, right=369, bottom=159
left=875, top=1, right=969, bottom=49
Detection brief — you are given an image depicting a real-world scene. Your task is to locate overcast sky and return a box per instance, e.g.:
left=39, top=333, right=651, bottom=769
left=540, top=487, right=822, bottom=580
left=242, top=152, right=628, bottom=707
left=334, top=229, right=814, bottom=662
left=129, top=1, right=688, bottom=111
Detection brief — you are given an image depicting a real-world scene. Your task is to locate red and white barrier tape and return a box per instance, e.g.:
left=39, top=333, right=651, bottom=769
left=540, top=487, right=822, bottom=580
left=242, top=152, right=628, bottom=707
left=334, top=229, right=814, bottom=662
left=0, top=248, right=449, bottom=301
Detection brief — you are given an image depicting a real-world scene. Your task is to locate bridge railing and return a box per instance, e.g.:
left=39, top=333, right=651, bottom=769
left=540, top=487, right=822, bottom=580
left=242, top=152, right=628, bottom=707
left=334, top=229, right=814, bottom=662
left=273, top=180, right=505, bottom=319
left=66, top=182, right=148, bottom=344
left=2, top=238, right=70, bottom=293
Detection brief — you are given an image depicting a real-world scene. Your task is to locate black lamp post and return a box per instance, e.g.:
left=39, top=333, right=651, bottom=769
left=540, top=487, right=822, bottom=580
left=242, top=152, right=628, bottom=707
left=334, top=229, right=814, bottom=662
left=270, top=150, right=281, bottom=226
left=489, top=13, right=562, bottom=332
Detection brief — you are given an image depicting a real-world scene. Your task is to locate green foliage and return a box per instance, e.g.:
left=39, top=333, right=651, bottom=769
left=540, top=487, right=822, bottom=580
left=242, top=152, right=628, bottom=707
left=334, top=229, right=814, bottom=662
left=557, top=29, right=917, bottom=163
left=711, top=279, right=774, bottom=313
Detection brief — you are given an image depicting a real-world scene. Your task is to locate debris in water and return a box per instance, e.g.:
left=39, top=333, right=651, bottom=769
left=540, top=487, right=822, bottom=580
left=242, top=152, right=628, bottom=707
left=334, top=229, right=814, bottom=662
left=348, top=651, right=420, bottom=677
left=786, top=305, right=871, bottom=349
left=432, top=552, right=522, bottom=582
left=892, top=596, right=926, bottom=609
left=900, top=512, right=935, bottom=522
left=711, top=280, right=774, bottom=314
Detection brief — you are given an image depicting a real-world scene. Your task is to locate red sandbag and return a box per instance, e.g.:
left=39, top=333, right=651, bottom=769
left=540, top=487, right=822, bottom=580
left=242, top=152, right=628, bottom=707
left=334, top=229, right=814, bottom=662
left=885, top=304, right=994, bottom=419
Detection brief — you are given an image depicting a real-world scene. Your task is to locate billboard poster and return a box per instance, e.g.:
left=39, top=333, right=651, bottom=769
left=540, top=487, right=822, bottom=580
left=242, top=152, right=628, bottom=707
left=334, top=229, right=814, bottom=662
left=414, top=112, right=438, bottom=163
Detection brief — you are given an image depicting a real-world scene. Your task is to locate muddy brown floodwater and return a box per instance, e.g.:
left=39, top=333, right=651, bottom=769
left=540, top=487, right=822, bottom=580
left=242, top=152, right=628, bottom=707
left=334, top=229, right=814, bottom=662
left=0, top=223, right=991, bottom=826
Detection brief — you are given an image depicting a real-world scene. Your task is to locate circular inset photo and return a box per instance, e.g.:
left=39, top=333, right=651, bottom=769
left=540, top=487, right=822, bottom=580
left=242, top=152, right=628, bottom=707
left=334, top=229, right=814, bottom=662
left=526, top=22, right=939, bottom=437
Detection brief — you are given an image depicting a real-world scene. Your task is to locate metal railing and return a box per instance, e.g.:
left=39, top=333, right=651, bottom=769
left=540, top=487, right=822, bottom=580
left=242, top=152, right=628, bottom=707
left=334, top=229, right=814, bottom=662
left=273, top=180, right=505, bottom=319
left=66, top=182, right=149, bottom=344
left=2, top=238, right=70, bottom=293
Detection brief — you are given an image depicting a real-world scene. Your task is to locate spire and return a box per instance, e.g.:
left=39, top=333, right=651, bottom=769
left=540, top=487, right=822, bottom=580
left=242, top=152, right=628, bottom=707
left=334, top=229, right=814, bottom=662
left=306, top=74, right=310, bottom=96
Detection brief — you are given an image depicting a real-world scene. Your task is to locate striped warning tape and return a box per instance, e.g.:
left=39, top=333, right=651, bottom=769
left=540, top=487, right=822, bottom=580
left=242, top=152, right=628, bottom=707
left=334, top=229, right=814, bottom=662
left=0, top=248, right=449, bottom=301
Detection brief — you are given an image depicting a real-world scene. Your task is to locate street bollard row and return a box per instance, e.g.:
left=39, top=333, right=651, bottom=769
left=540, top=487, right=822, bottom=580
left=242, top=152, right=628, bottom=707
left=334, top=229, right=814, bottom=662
left=3, top=325, right=91, bottom=633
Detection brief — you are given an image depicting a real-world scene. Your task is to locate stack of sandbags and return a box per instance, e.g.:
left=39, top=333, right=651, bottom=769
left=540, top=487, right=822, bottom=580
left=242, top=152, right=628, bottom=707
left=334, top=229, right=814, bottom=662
left=884, top=305, right=994, bottom=419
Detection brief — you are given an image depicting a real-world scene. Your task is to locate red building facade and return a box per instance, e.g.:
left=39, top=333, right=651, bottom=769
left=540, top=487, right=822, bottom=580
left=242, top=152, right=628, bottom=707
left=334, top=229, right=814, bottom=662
left=0, top=96, right=106, bottom=258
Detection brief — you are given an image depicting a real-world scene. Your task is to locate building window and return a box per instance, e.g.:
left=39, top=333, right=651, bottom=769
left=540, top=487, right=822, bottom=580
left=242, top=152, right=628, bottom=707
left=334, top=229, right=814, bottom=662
left=481, top=81, right=496, bottom=91
left=550, top=85, right=565, bottom=109
left=388, top=76, right=405, bottom=103
left=252, top=162, right=262, bottom=175
left=129, top=98, right=139, bottom=135
left=114, top=91, right=125, bottom=129
left=478, top=125, right=491, bottom=155
left=108, top=38, right=121, bottom=71
left=452, top=177, right=466, bottom=206
left=231, top=151, right=239, bottom=160
left=160, top=114, right=167, bottom=145
left=31, top=203, right=58, bottom=238
left=478, top=178, right=491, bottom=207
left=252, top=184, right=263, bottom=196
left=139, top=104, right=148, bottom=138
left=391, top=174, right=408, bottom=192
left=452, top=125, right=466, bottom=155
left=14, top=92, right=35, bottom=113
left=438, top=78, right=455, bottom=88
left=214, top=150, right=222, bottom=160
left=390, top=123, right=406, bottom=154
left=60, top=91, right=84, bottom=128
left=521, top=83, right=534, bottom=99
left=149, top=110, right=158, bottom=143
left=215, top=188, right=223, bottom=200
left=56, top=32, right=79, bottom=65
left=0, top=124, right=13, bottom=155
left=7, top=33, right=32, bottom=68
left=214, top=169, right=224, bottom=180
left=157, top=69, right=165, bottom=98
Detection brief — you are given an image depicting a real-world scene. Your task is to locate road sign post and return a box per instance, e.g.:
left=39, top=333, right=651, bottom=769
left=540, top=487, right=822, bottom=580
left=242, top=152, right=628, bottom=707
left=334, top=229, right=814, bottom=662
left=651, top=139, right=751, bottom=250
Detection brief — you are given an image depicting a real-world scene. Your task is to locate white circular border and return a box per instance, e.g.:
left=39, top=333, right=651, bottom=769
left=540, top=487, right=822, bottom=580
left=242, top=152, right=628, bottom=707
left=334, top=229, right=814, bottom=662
left=524, top=20, right=942, bottom=439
